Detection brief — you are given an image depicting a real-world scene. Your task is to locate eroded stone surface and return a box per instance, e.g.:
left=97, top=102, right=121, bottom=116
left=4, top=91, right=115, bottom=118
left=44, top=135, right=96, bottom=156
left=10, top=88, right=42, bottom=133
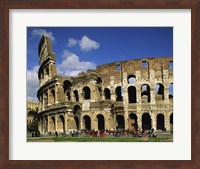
left=37, top=35, right=173, bottom=134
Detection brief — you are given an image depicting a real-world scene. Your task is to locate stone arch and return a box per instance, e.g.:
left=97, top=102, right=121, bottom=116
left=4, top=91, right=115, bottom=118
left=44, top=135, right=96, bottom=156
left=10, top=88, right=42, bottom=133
left=83, top=86, right=91, bottom=100
left=44, top=117, right=48, bottom=133
left=142, top=113, right=152, bottom=130
left=49, top=89, right=55, bottom=104
left=44, top=67, right=49, bottom=79
left=83, top=115, right=91, bottom=130
left=128, top=86, right=137, bottom=103
left=49, top=116, right=55, bottom=131
left=73, top=105, right=81, bottom=115
left=127, top=74, right=136, bottom=84
left=116, top=86, right=123, bottom=101
left=57, top=115, right=65, bottom=133
left=141, top=84, right=151, bottom=103
left=157, top=114, right=165, bottom=131
left=129, top=113, right=138, bottom=131
left=73, top=90, right=79, bottom=102
left=44, top=92, right=48, bottom=107
left=155, top=83, right=164, bottom=100
left=104, top=88, right=111, bottom=100
left=96, top=77, right=103, bottom=84
left=116, top=115, right=125, bottom=129
left=96, top=114, right=105, bottom=130
left=63, top=80, right=72, bottom=101
left=73, top=105, right=81, bottom=130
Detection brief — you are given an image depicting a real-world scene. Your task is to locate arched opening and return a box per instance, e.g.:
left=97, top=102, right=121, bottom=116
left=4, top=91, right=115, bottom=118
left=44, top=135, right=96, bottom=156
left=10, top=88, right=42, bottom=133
left=44, top=117, right=48, bottom=133
left=49, top=89, right=55, bottom=104
left=129, top=113, right=138, bottom=131
left=104, top=88, right=111, bottom=100
left=74, top=116, right=79, bottom=130
left=83, top=86, right=91, bottom=100
left=83, top=115, right=91, bottom=130
left=141, top=61, right=148, bottom=68
left=73, top=105, right=81, bottom=130
left=169, top=83, right=173, bottom=99
left=142, top=113, right=152, bottom=130
left=63, top=80, right=72, bottom=93
left=44, top=92, right=48, bottom=107
left=96, top=77, right=102, bottom=84
left=169, top=61, right=173, bottom=71
left=98, top=87, right=102, bottom=99
left=57, top=115, right=65, bottom=132
left=73, top=105, right=81, bottom=115
left=128, top=86, right=137, bottom=103
left=141, top=84, right=151, bottom=103
left=127, top=75, right=136, bottom=84
left=63, top=80, right=72, bottom=101
left=97, top=114, right=105, bottom=130
left=44, top=67, right=49, bottom=80
left=116, top=115, right=125, bottom=129
left=170, top=113, right=173, bottom=125
left=66, top=91, right=71, bottom=101
left=50, top=116, right=55, bottom=131
left=73, top=90, right=79, bottom=102
left=116, top=86, right=123, bottom=101
left=155, top=83, right=164, bottom=100
left=157, top=114, right=165, bottom=131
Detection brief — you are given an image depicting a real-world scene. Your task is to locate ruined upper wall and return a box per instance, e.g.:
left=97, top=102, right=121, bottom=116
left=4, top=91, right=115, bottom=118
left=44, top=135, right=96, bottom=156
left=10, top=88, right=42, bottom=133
left=96, top=57, right=173, bottom=86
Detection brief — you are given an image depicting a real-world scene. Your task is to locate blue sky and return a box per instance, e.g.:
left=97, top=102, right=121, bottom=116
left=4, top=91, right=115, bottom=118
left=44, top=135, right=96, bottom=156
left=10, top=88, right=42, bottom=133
left=27, top=27, right=173, bottom=101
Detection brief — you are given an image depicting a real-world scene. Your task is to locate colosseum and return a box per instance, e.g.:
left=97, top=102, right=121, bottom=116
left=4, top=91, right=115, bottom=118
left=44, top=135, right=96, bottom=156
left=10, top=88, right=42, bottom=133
left=37, top=35, right=173, bottom=134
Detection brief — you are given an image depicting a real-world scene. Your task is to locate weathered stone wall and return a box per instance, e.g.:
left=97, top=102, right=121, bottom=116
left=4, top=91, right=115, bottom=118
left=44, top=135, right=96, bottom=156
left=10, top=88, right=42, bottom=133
left=36, top=35, right=173, bottom=134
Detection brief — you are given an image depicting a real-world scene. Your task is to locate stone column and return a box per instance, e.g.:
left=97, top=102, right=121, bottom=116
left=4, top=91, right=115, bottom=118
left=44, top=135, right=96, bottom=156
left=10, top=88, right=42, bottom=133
left=150, top=88, right=155, bottom=104
left=137, top=113, right=142, bottom=131
left=136, top=86, right=141, bottom=103
left=47, top=115, right=50, bottom=132
left=91, top=118, right=98, bottom=130
left=64, top=112, right=68, bottom=131
left=164, top=87, right=169, bottom=103
left=47, top=89, right=50, bottom=105
left=80, top=116, right=83, bottom=130
left=165, top=113, right=170, bottom=131
left=55, top=84, right=58, bottom=103
left=42, top=93, right=45, bottom=110
left=55, top=114, right=58, bottom=132
left=110, top=76, right=115, bottom=101
left=151, top=112, right=157, bottom=131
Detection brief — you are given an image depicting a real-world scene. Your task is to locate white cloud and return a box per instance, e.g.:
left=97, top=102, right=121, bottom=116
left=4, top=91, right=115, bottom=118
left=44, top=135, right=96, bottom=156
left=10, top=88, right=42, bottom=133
left=79, top=36, right=100, bottom=51
left=31, top=29, right=55, bottom=43
left=67, top=35, right=100, bottom=51
left=67, top=38, right=78, bottom=47
left=57, top=50, right=96, bottom=76
left=27, top=65, right=39, bottom=101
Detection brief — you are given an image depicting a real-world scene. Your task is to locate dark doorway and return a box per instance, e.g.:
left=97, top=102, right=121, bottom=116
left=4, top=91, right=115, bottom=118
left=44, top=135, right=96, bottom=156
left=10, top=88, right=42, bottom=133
left=170, top=113, right=173, bottom=125
left=142, top=113, right=152, bottom=130
left=83, top=115, right=91, bottom=130
left=74, top=116, right=79, bottom=130
left=128, top=86, right=137, bottom=103
left=73, top=90, right=79, bottom=102
left=157, top=114, right=165, bottom=130
left=116, top=86, right=123, bottom=101
left=83, top=86, right=91, bottom=99
left=129, top=113, right=138, bottom=130
left=97, top=114, right=105, bottom=130
left=104, top=88, right=111, bottom=100
left=116, top=115, right=125, bottom=129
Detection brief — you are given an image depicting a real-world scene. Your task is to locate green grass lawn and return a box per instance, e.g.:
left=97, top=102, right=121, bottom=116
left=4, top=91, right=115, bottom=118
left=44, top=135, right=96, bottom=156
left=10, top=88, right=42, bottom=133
left=27, top=136, right=172, bottom=142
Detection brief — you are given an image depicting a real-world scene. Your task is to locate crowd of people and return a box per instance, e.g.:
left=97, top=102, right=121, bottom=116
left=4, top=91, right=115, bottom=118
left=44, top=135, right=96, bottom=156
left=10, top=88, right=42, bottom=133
left=31, top=128, right=157, bottom=138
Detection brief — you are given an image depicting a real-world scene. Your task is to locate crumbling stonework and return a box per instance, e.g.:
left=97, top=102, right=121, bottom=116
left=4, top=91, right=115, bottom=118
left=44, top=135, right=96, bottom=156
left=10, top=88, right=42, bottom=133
left=37, top=35, right=173, bottom=134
